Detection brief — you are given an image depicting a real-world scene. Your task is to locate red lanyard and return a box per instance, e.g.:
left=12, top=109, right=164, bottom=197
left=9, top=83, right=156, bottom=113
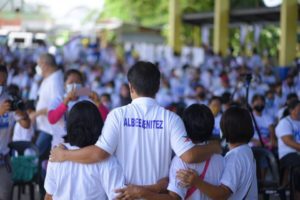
left=185, top=158, right=211, bottom=199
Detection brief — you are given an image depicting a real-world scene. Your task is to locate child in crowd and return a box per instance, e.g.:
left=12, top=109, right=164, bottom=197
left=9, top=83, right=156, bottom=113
left=44, top=101, right=124, bottom=200
left=177, top=106, right=258, bottom=199
left=209, top=96, right=222, bottom=138
left=12, top=101, right=35, bottom=142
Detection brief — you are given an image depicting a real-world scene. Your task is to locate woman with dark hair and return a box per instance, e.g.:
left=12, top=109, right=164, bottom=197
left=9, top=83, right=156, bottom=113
left=44, top=101, right=124, bottom=200
left=47, top=69, right=109, bottom=146
left=177, top=106, right=258, bottom=200
left=48, top=69, right=108, bottom=124
left=276, top=99, right=300, bottom=196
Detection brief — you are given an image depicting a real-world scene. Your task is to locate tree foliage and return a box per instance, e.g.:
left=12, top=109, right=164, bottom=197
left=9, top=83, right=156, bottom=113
left=101, top=0, right=281, bottom=55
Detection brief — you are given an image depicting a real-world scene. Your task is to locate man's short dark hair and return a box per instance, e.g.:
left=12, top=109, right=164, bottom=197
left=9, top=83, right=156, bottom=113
left=127, top=61, right=160, bottom=97
left=220, top=106, right=254, bottom=144
left=40, top=53, right=57, bottom=68
left=65, top=101, right=103, bottom=148
left=182, top=104, right=215, bottom=143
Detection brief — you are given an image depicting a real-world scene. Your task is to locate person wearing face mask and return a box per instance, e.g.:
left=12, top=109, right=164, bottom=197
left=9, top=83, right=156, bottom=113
left=250, top=94, right=276, bottom=149
left=47, top=69, right=109, bottom=134
left=0, top=65, right=31, bottom=200
left=30, top=53, right=64, bottom=159
left=185, top=85, right=208, bottom=106
left=209, top=96, right=222, bottom=138
left=276, top=100, right=300, bottom=198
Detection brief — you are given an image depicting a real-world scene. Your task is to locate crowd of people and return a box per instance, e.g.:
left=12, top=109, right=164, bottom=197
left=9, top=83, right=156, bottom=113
left=0, top=40, right=299, bottom=200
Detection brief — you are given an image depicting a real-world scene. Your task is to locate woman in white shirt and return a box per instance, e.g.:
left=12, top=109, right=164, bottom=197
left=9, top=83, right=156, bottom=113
left=44, top=101, right=124, bottom=200
left=275, top=99, right=300, bottom=195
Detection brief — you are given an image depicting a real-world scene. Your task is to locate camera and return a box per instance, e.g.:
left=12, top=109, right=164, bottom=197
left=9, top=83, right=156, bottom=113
left=7, top=95, right=25, bottom=111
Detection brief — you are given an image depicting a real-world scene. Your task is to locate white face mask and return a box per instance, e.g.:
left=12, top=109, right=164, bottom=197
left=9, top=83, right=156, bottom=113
left=65, top=83, right=82, bottom=94
left=35, top=65, right=42, bottom=76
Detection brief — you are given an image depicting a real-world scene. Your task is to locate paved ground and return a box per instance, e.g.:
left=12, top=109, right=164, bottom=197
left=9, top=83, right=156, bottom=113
left=12, top=185, right=40, bottom=200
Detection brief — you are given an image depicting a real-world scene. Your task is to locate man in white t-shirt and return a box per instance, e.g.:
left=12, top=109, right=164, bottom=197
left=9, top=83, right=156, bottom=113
left=276, top=99, right=300, bottom=197
left=0, top=65, right=31, bottom=200
left=50, top=61, right=220, bottom=189
left=30, top=53, right=64, bottom=159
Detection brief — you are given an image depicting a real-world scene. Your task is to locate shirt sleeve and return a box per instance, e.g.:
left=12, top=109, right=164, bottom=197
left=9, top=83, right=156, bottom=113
left=48, top=103, right=68, bottom=124
left=44, top=162, right=57, bottom=195
left=276, top=118, right=293, bottom=138
left=167, top=157, right=188, bottom=199
left=220, top=156, right=241, bottom=194
left=95, top=110, right=119, bottom=155
left=100, top=157, right=125, bottom=200
left=170, top=114, right=194, bottom=157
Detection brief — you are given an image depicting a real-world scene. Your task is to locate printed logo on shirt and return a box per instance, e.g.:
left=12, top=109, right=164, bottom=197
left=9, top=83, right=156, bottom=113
left=293, top=128, right=300, bottom=142
left=123, top=118, right=163, bottom=129
left=0, top=113, right=9, bottom=129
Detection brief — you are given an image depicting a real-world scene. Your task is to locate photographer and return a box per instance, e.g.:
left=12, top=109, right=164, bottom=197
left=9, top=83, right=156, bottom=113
left=0, top=65, right=30, bottom=200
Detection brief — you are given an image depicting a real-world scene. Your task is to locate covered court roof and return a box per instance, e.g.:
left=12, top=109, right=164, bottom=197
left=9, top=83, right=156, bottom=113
left=183, top=6, right=300, bottom=25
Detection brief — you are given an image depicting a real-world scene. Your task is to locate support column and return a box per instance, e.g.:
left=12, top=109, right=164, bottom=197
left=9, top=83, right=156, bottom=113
left=168, top=0, right=181, bottom=54
left=279, top=0, right=298, bottom=66
left=213, top=0, right=229, bottom=55
left=193, top=26, right=201, bottom=47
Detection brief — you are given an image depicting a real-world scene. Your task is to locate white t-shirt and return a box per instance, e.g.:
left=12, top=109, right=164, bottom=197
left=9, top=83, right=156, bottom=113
left=36, top=70, right=64, bottom=134
left=220, top=144, right=258, bottom=200
left=275, top=116, right=300, bottom=159
left=12, top=123, right=34, bottom=142
left=168, top=154, right=225, bottom=200
left=253, top=113, right=273, bottom=141
left=44, top=143, right=125, bottom=200
left=96, top=97, right=194, bottom=185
